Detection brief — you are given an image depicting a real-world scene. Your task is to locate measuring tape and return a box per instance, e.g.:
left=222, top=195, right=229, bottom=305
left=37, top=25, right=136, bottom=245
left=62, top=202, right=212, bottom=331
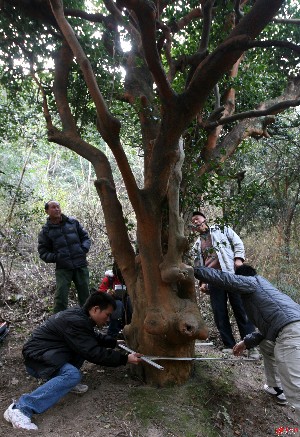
left=118, top=343, right=164, bottom=370
left=118, top=343, right=258, bottom=370
left=145, top=356, right=258, bottom=362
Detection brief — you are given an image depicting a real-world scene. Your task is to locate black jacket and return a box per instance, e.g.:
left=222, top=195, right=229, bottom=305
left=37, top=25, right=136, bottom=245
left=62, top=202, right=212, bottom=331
left=194, top=267, right=300, bottom=348
left=22, top=307, right=128, bottom=379
left=38, top=214, right=91, bottom=270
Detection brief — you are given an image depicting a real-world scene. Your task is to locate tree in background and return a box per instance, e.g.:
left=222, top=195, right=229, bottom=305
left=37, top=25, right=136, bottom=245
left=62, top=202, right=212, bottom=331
left=1, top=0, right=300, bottom=385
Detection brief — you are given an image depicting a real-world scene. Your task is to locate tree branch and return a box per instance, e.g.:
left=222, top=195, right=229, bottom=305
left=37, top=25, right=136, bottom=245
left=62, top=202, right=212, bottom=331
left=184, top=0, right=285, bottom=119
left=198, top=76, right=300, bottom=175
left=119, top=0, right=175, bottom=105
left=53, top=41, right=78, bottom=133
left=64, top=9, right=106, bottom=23
left=29, top=65, right=54, bottom=134
left=49, top=0, right=121, bottom=144
left=273, top=18, right=300, bottom=25
left=245, top=39, right=300, bottom=55
left=170, top=6, right=203, bottom=32
left=205, top=98, right=300, bottom=129
left=184, top=0, right=213, bottom=88
left=49, top=0, right=144, bottom=216
left=160, top=139, right=189, bottom=283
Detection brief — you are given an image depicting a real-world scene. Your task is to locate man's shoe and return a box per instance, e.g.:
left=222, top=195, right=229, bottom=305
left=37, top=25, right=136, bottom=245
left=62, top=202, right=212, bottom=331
left=4, top=403, right=38, bottom=430
left=263, top=384, right=287, bottom=405
left=70, top=383, right=88, bottom=394
left=248, top=347, right=260, bottom=360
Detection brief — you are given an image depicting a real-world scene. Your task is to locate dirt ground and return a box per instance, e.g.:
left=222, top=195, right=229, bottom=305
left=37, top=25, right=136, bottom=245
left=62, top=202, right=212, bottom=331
left=0, top=289, right=299, bottom=437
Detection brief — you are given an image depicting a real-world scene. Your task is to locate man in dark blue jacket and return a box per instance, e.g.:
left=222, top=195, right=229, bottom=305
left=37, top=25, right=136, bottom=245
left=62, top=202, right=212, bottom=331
left=194, top=264, right=300, bottom=419
left=38, top=200, right=91, bottom=313
left=4, top=292, right=142, bottom=431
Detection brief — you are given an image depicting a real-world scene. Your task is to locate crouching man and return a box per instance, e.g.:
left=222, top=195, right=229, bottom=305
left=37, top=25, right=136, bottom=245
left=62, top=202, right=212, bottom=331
left=4, top=292, right=141, bottom=431
left=194, top=264, right=300, bottom=419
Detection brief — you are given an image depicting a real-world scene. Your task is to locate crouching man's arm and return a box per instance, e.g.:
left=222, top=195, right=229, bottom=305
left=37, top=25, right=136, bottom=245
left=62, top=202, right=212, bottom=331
left=194, top=266, right=255, bottom=294
left=234, top=331, right=264, bottom=356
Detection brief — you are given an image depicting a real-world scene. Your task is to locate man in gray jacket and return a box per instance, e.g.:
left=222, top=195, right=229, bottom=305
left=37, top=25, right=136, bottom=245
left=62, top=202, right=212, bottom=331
left=191, top=212, right=256, bottom=356
left=194, top=264, right=300, bottom=418
left=38, top=200, right=91, bottom=313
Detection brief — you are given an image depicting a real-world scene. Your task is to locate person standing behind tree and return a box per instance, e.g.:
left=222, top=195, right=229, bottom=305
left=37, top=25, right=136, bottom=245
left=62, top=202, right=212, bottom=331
left=38, top=200, right=91, bottom=313
left=98, top=262, right=132, bottom=338
left=191, top=211, right=259, bottom=358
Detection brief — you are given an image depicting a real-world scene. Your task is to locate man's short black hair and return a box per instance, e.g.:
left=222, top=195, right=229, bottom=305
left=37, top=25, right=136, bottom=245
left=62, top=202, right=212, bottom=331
left=192, top=211, right=206, bottom=219
left=235, top=264, right=257, bottom=276
left=45, top=200, right=59, bottom=211
left=83, top=291, right=117, bottom=312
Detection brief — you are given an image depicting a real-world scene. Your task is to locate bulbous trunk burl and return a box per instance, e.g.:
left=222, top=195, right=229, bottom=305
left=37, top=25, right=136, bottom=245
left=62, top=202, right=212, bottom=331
left=124, top=261, right=208, bottom=386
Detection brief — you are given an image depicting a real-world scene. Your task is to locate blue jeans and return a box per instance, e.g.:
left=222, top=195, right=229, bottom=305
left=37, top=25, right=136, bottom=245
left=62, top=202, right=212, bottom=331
left=209, top=284, right=255, bottom=348
left=15, top=363, right=83, bottom=418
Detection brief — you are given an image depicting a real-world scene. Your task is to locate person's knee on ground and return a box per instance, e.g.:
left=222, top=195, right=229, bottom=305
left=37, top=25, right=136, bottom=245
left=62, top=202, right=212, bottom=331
left=58, top=363, right=82, bottom=390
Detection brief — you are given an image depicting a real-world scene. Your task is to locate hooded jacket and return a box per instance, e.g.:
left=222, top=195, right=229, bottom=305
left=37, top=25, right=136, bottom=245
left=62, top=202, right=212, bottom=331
left=38, top=214, right=91, bottom=270
left=98, top=270, right=121, bottom=292
left=22, top=307, right=128, bottom=379
left=194, top=267, right=300, bottom=348
left=193, top=225, right=245, bottom=273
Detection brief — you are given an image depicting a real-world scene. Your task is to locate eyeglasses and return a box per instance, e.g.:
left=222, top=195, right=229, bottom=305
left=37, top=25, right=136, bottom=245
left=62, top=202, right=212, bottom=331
left=190, top=220, right=207, bottom=228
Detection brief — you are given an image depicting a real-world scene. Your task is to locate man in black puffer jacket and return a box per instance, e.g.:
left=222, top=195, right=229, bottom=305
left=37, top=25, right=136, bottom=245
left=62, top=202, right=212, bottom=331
left=194, top=264, right=300, bottom=419
left=38, top=200, right=91, bottom=313
left=3, top=292, right=142, bottom=431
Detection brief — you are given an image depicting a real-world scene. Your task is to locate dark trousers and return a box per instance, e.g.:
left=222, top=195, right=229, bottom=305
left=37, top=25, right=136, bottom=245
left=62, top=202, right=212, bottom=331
left=54, top=267, right=90, bottom=313
left=107, top=296, right=133, bottom=338
left=209, top=284, right=255, bottom=348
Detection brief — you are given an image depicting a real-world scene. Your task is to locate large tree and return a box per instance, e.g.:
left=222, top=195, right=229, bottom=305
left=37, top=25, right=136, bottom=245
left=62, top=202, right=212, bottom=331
left=1, top=0, right=300, bottom=385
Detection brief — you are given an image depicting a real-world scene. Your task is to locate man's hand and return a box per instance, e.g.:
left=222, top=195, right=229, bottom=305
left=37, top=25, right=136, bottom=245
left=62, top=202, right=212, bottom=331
left=234, top=258, right=243, bottom=269
left=127, top=353, right=142, bottom=365
left=199, top=283, right=210, bottom=295
left=233, top=340, right=246, bottom=356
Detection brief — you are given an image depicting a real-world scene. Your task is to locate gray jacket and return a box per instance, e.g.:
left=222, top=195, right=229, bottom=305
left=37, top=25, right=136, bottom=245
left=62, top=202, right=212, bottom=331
left=193, top=226, right=244, bottom=273
left=38, top=214, right=91, bottom=270
left=194, top=267, right=300, bottom=348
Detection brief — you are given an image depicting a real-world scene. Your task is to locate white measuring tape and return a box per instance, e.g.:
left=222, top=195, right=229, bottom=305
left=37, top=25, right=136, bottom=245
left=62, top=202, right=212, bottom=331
left=118, top=343, right=164, bottom=370
left=118, top=343, right=259, bottom=371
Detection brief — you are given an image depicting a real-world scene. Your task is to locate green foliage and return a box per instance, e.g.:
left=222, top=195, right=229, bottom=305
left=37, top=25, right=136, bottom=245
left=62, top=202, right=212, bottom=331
left=182, top=107, right=300, bottom=235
